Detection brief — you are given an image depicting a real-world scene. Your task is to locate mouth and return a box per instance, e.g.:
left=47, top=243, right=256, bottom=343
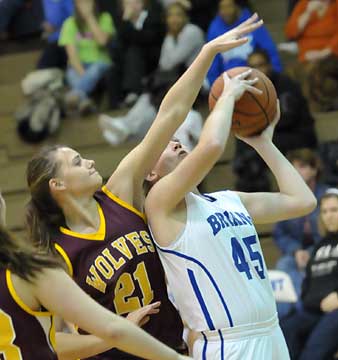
left=90, top=170, right=98, bottom=176
left=178, top=150, right=187, bottom=157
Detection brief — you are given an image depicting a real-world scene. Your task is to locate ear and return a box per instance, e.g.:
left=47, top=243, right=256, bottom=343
left=145, top=171, right=159, bottom=183
left=49, top=178, right=66, bottom=193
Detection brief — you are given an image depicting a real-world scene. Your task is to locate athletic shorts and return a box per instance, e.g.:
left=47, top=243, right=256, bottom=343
left=192, top=314, right=290, bottom=360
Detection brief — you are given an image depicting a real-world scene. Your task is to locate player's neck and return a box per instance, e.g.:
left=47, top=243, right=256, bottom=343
left=62, top=196, right=100, bottom=233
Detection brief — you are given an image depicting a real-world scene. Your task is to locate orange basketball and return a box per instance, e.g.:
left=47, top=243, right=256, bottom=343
left=208, top=66, right=277, bottom=137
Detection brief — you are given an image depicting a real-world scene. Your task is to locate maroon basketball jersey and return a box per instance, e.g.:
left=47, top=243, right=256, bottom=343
left=53, top=186, right=183, bottom=359
left=0, top=269, right=57, bottom=360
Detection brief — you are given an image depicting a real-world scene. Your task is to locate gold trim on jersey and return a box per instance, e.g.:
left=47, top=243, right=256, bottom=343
left=101, top=185, right=147, bottom=222
left=6, top=269, right=51, bottom=317
left=59, top=203, right=106, bottom=241
left=54, top=244, right=74, bottom=276
left=49, top=314, right=57, bottom=352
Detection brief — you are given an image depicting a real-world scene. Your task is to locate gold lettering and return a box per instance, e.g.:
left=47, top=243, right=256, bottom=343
left=95, top=255, right=114, bottom=279
left=86, top=266, right=107, bottom=293
left=112, top=237, right=133, bottom=259
left=102, top=248, right=126, bottom=271
left=126, top=232, right=148, bottom=255
left=140, top=231, right=155, bottom=252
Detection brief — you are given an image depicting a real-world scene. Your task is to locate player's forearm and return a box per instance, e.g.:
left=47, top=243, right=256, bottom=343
left=253, top=140, right=316, bottom=208
left=158, top=43, right=216, bottom=121
left=199, top=93, right=235, bottom=150
left=106, top=318, right=180, bottom=360
left=56, top=333, right=115, bottom=360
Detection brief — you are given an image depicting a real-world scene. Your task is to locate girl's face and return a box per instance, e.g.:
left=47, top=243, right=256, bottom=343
left=321, top=196, right=338, bottom=233
left=166, top=5, right=187, bottom=35
left=53, top=147, right=102, bottom=197
left=151, top=139, right=189, bottom=179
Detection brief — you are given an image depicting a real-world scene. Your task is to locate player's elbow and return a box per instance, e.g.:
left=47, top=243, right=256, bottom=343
left=298, top=193, right=317, bottom=215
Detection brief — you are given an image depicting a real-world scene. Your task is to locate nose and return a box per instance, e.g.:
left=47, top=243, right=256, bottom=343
left=173, top=142, right=182, bottom=151
left=87, top=159, right=95, bottom=168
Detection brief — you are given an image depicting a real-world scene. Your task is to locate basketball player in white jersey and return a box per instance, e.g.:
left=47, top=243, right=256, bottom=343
left=144, top=70, right=317, bottom=359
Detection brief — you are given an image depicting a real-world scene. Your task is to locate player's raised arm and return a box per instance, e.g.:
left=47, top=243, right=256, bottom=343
left=106, top=14, right=264, bottom=201
left=236, top=101, right=317, bottom=224
left=145, top=71, right=261, bottom=216
left=33, top=268, right=190, bottom=360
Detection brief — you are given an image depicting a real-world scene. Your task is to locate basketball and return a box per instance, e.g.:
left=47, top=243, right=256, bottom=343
left=208, top=66, right=277, bottom=137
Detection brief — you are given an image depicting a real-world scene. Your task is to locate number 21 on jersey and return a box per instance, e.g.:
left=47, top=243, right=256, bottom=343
left=231, top=235, right=266, bottom=280
left=114, top=261, right=154, bottom=315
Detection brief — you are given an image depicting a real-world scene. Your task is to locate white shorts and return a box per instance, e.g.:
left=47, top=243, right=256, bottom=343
left=192, top=314, right=290, bottom=360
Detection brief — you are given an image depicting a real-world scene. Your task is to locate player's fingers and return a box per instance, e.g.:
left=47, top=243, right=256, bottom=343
left=236, top=69, right=253, bottom=80
left=223, top=37, right=248, bottom=48
left=242, top=77, right=259, bottom=85
left=237, top=19, right=264, bottom=36
left=140, top=316, right=150, bottom=327
left=245, top=85, right=263, bottom=95
left=147, top=308, right=160, bottom=315
left=148, top=301, right=161, bottom=309
left=236, top=12, right=259, bottom=29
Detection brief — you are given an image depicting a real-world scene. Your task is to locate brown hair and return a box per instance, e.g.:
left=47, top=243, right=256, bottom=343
left=318, top=189, right=338, bottom=236
left=26, top=145, right=66, bottom=254
left=0, top=226, right=61, bottom=281
left=287, top=148, right=322, bottom=179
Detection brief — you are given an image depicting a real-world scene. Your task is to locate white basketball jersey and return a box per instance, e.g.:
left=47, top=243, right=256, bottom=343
left=152, top=191, right=277, bottom=332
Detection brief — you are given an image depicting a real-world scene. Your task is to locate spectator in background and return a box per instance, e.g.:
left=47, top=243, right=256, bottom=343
left=281, top=189, right=338, bottom=360
left=37, top=0, right=74, bottom=69
left=285, top=0, right=338, bottom=111
left=59, top=0, right=114, bottom=115
left=107, top=0, right=165, bottom=108
left=285, top=0, right=338, bottom=64
left=233, top=49, right=317, bottom=192
left=273, top=149, right=328, bottom=317
left=206, top=0, right=282, bottom=86
left=99, top=3, right=204, bottom=146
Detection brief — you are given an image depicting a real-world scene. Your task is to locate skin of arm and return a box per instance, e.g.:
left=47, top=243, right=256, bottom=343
left=33, top=268, right=187, bottom=360
left=65, top=44, right=85, bottom=75
left=236, top=102, right=317, bottom=224
left=55, top=302, right=161, bottom=360
left=105, top=14, right=264, bottom=208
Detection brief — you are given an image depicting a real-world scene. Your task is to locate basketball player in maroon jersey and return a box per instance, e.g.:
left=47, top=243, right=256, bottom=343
left=0, top=193, right=191, bottom=360
left=24, top=14, right=263, bottom=359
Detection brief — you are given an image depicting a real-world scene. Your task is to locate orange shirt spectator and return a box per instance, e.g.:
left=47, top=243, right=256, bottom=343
left=285, top=0, right=338, bottom=62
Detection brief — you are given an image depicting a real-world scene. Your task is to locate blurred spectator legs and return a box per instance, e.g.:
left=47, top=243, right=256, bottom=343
left=281, top=309, right=338, bottom=360
left=65, top=62, right=111, bottom=114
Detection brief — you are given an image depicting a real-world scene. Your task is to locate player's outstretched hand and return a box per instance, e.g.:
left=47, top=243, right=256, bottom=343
left=126, top=301, right=161, bottom=327
left=208, top=13, right=263, bottom=54
left=236, top=99, right=280, bottom=147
